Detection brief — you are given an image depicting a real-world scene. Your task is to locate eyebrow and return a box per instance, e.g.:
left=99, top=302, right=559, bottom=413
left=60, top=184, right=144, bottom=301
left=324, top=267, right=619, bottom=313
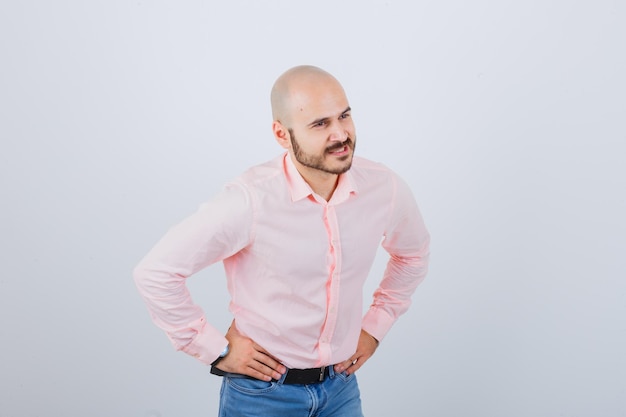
left=307, top=107, right=351, bottom=128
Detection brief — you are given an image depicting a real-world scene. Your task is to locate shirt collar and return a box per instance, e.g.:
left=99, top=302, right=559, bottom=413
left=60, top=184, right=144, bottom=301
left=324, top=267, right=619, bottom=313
left=283, top=153, right=358, bottom=203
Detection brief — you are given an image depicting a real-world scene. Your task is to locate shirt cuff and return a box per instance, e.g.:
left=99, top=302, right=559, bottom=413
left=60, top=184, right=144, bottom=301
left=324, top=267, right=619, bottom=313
left=179, top=317, right=229, bottom=365
left=361, top=307, right=396, bottom=343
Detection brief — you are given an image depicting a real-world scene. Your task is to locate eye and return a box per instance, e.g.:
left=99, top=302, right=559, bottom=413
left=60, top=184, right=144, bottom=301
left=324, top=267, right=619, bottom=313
left=313, top=120, right=328, bottom=127
left=339, top=112, right=351, bottom=120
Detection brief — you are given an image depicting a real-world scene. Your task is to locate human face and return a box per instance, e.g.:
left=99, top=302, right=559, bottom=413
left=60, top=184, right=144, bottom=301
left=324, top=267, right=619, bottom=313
left=284, top=80, right=357, bottom=176
left=289, top=128, right=356, bottom=175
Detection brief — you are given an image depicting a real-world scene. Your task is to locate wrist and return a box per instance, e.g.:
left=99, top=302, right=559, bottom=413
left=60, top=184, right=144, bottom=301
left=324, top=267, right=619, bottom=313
left=211, top=344, right=230, bottom=366
left=364, top=330, right=379, bottom=346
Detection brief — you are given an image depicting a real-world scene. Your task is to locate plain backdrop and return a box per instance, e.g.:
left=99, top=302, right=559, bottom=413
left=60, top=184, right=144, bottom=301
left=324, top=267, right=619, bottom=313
left=1, top=1, right=624, bottom=416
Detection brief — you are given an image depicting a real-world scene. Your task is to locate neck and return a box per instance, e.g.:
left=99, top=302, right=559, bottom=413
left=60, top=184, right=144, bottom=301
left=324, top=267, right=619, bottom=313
left=293, top=160, right=339, bottom=202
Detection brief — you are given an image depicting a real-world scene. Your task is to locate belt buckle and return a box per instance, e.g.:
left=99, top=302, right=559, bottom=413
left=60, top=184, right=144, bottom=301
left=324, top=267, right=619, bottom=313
left=319, top=366, right=326, bottom=382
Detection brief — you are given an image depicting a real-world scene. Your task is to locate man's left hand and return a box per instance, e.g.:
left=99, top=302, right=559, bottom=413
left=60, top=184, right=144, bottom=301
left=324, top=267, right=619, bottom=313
left=333, top=329, right=379, bottom=375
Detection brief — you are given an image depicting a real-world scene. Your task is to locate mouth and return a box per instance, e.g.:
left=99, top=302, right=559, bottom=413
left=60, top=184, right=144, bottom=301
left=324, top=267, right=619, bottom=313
left=328, top=145, right=349, bottom=156
left=326, top=139, right=353, bottom=156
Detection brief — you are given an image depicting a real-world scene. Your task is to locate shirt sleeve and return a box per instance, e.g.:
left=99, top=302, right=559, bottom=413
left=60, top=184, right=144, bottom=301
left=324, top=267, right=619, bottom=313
left=361, top=174, right=430, bottom=342
left=133, top=182, right=253, bottom=365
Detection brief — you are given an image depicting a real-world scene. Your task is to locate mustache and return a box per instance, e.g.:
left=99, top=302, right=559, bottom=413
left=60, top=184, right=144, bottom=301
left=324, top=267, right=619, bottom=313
left=326, top=138, right=354, bottom=153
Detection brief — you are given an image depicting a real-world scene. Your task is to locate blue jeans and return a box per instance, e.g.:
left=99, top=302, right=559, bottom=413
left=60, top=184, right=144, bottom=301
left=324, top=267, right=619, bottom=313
left=218, top=367, right=364, bottom=417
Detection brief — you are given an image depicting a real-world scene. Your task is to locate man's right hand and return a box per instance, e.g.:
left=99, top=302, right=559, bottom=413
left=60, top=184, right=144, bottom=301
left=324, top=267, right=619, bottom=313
left=214, top=320, right=287, bottom=381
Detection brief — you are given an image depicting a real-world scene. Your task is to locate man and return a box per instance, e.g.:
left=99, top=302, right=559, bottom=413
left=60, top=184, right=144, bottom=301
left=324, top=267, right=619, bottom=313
left=134, top=65, right=430, bottom=416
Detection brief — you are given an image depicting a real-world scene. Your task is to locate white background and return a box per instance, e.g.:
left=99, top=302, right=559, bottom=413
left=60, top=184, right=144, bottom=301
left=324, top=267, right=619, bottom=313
left=1, top=1, right=624, bottom=416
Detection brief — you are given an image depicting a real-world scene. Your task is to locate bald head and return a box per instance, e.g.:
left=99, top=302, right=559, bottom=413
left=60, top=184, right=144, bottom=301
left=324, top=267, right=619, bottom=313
left=270, top=65, right=345, bottom=124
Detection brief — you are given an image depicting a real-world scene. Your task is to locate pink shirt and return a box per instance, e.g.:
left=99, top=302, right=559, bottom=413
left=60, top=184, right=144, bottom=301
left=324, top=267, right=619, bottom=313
left=134, top=153, right=430, bottom=369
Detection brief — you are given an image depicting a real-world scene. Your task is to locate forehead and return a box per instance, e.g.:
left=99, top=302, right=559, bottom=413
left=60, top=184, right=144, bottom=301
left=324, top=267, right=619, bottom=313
left=287, top=78, right=349, bottom=122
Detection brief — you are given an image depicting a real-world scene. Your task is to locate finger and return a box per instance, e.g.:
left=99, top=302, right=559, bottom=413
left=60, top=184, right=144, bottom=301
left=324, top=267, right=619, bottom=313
left=244, top=362, right=279, bottom=381
left=243, top=365, right=275, bottom=381
left=250, top=353, right=286, bottom=378
left=221, top=353, right=282, bottom=382
left=246, top=358, right=285, bottom=381
left=252, top=345, right=287, bottom=374
left=252, top=342, right=281, bottom=361
left=334, top=356, right=357, bottom=374
left=345, top=356, right=363, bottom=375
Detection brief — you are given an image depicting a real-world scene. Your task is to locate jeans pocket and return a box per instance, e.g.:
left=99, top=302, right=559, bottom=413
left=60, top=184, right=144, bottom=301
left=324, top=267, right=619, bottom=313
left=334, top=370, right=355, bottom=383
left=226, top=376, right=279, bottom=395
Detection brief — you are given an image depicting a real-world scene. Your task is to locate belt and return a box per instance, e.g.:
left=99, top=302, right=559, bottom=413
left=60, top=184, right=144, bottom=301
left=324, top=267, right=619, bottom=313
left=283, top=366, right=331, bottom=385
left=210, top=365, right=331, bottom=385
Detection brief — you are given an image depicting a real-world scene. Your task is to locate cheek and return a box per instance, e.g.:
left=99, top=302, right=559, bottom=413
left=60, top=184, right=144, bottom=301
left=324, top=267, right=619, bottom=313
left=343, top=121, right=356, bottom=136
left=302, top=135, right=328, bottom=153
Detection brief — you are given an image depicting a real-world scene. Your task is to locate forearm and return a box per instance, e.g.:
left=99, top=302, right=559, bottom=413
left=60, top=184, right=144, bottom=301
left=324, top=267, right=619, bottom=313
left=133, top=261, right=228, bottom=364
left=362, top=246, right=429, bottom=341
left=133, top=184, right=252, bottom=364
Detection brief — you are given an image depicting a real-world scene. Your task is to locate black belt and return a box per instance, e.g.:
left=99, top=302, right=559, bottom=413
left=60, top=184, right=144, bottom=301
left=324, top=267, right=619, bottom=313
left=210, top=365, right=331, bottom=385
left=283, top=366, right=331, bottom=385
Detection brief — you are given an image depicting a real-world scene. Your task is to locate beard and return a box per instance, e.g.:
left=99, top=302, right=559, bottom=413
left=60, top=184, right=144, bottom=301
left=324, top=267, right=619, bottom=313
left=288, top=129, right=356, bottom=175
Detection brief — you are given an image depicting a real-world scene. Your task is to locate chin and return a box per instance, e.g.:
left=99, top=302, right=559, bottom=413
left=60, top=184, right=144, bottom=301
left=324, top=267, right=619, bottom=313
left=335, top=162, right=353, bottom=174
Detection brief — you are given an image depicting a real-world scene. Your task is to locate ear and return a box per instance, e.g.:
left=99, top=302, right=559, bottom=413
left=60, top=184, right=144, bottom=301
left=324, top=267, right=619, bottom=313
left=272, top=120, right=291, bottom=150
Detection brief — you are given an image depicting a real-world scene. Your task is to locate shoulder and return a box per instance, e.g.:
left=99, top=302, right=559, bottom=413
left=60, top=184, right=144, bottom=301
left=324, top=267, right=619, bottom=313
left=349, top=156, right=400, bottom=185
left=350, top=156, right=417, bottom=203
left=230, top=154, right=286, bottom=190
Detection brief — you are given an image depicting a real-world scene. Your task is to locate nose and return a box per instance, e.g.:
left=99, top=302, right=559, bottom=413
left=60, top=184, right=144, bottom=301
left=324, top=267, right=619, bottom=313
left=329, top=123, right=348, bottom=142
